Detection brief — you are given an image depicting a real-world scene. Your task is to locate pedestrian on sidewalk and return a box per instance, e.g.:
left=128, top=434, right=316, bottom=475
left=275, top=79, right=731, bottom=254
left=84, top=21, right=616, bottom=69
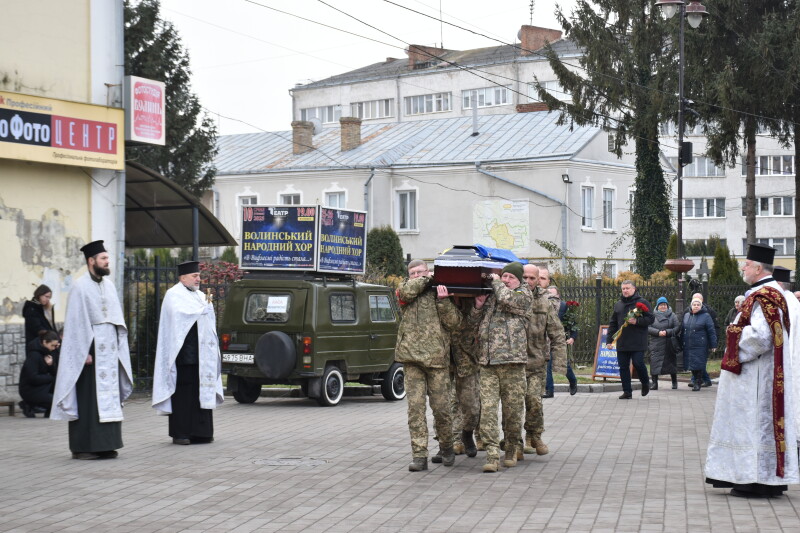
left=606, top=280, right=654, bottom=399
left=648, top=297, right=680, bottom=390
left=680, top=296, right=717, bottom=391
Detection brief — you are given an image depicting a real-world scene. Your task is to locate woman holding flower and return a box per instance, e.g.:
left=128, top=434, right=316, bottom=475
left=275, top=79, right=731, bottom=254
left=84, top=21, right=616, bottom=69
left=606, top=280, right=654, bottom=399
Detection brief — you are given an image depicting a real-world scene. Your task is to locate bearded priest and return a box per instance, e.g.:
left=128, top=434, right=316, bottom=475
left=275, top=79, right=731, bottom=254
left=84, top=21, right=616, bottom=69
left=705, top=243, right=799, bottom=497
left=152, top=261, right=224, bottom=445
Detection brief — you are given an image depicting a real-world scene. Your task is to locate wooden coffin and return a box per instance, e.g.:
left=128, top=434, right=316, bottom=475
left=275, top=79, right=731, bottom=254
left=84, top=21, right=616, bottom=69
left=432, top=246, right=504, bottom=296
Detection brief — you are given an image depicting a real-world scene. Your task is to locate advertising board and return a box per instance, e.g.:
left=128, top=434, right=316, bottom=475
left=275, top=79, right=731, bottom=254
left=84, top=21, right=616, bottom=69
left=240, top=205, right=317, bottom=270
left=317, top=207, right=367, bottom=274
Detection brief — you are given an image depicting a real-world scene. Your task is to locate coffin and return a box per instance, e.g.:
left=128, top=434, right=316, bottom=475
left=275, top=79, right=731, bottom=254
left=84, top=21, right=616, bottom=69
left=433, top=246, right=504, bottom=296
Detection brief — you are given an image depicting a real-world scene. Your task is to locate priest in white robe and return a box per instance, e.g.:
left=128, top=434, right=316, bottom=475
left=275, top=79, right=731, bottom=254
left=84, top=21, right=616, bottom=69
left=774, top=266, right=800, bottom=451
left=705, top=243, right=799, bottom=497
left=51, top=240, right=133, bottom=460
left=152, top=261, right=223, bottom=444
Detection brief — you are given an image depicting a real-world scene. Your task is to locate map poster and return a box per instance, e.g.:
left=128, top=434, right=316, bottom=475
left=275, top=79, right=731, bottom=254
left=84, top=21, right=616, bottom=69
left=317, top=207, right=367, bottom=274
left=472, top=199, right=529, bottom=254
left=240, top=205, right=317, bottom=270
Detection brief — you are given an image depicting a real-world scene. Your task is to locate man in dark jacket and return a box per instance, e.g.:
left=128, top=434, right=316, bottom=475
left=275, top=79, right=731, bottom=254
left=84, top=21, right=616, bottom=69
left=606, top=280, right=655, bottom=399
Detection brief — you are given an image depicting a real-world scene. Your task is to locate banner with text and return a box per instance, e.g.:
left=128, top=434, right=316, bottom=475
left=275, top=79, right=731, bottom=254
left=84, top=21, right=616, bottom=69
left=240, top=205, right=317, bottom=270
left=317, top=207, right=367, bottom=274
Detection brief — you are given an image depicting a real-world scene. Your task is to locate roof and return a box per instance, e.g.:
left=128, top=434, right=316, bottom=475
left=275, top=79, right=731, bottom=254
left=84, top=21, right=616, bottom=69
left=125, top=162, right=237, bottom=248
left=295, top=39, right=581, bottom=90
left=215, top=111, right=600, bottom=175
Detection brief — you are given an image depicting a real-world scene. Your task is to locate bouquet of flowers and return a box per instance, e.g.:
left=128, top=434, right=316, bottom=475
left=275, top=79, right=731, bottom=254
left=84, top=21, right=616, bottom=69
left=561, top=300, right=580, bottom=339
left=610, top=302, right=649, bottom=347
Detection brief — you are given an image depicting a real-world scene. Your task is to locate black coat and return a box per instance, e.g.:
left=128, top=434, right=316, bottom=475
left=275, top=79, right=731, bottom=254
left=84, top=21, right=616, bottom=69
left=680, top=308, right=718, bottom=371
left=607, top=291, right=654, bottom=351
left=648, top=308, right=680, bottom=375
left=22, top=300, right=56, bottom=344
left=19, top=338, right=57, bottom=406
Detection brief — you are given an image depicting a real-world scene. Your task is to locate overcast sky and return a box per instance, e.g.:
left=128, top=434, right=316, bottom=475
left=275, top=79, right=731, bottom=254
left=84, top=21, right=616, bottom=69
left=159, top=0, right=579, bottom=135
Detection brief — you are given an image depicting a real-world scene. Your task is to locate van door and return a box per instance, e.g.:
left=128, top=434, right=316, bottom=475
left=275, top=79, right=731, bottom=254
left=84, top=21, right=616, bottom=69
left=367, top=291, right=398, bottom=367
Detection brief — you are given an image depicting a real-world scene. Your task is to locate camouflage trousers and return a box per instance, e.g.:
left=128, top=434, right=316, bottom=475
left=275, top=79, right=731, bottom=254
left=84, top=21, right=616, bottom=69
left=451, top=371, right=480, bottom=434
left=524, top=368, right=545, bottom=437
left=404, top=363, right=453, bottom=458
left=479, top=363, right=526, bottom=460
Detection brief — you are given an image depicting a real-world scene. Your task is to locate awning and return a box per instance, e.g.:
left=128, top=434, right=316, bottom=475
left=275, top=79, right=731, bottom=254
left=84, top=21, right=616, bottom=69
left=125, top=161, right=236, bottom=248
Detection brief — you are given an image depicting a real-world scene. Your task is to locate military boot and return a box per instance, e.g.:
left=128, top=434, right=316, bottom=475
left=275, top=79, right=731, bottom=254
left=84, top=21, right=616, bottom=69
left=503, top=446, right=518, bottom=468
left=408, top=458, right=428, bottom=472
left=482, top=456, right=499, bottom=473
left=532, top=435, right=549, bottom=455
left=431, top=448, right=443, bottom=463
left=462, top=430, right=478, bottom=457
left=476, top=436, right=485, bottom=451
left=453, top=441, right=466, bottom=455
left=516, top=445, right=524, bottom=461
left=523, top=434, right=536, bottom=455
left=441, top=447, right=455, bottom=467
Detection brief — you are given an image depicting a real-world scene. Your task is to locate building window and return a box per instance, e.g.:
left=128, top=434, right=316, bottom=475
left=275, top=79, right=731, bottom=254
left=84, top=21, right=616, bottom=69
left=668, top=156, right=725, bottom=177
left=350, top=99, right=393, bottom=120
left=742, top=155, right=795, bottom=176
left=462, top=86, right=511, bottom=109
left=325, top=191, right=346, bottom=208
left=742, top=238, right=795, bottom=256
left=740, top=196, right=794, bottom=217
left=529, top=81, right=571, bottom=102
left=396, top=190, right=418, bottom=230
left=581, top=186, right=594, bottom=228
left=659, top=121, right=702, bottom=136
left=684, top=198, right=725, bottom=218
left=602, top=188, right=614, bottom=229
left=404, top=92, right=451, bottom=116
left=280, top=194, right=301, bottom=205
left=239, top=195, right=257, bottom=207
left=300, top=105, right=341, bottom=124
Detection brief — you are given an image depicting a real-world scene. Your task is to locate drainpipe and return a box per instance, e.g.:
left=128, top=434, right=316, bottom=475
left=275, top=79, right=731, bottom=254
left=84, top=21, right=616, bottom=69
left=475, top=163, right=568, bottom=272
left=363, top=168, right=375, bottom=229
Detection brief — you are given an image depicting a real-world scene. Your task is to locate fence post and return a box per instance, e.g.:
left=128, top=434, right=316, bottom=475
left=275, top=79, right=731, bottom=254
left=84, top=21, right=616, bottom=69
left=154, top=255, right=162, bottom=324
left=595, top=274, right=602, bottom=336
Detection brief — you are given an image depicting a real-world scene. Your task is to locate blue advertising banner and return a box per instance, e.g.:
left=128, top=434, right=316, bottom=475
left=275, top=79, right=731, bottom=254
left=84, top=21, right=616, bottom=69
left=317, top=207, right=367, bottom=274
left=240, top=205, right=317, bottom=270
left=592, top=325, right=622, bottom=380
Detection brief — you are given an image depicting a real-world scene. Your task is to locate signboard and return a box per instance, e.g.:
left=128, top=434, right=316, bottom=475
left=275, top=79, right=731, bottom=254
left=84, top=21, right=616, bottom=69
left=0, top=90, right=124, bottom=170
left=124, top=76, right=166, bottom=145
left=592, top=325, right=622, bottom=380
left=240, top=205, right=317, bottom=270
left=317, top=207, right=367, bottom=274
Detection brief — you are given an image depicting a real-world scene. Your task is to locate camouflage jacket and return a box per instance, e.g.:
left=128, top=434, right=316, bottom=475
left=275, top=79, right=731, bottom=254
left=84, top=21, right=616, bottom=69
left=545, top=295, right=568, bottom=373
left=526, top=286, right=567, bottom=373
left=470, top=280, right=532, bottom=365
left=395, top=276, right=461, bottom=368
left=450, top=299, right=480, bottom=377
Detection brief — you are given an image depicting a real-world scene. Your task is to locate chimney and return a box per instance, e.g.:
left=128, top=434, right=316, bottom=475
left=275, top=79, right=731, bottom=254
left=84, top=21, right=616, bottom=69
left=291, top=120, right=314, bottom=155
left=406, top=44, right=447, bottom=69
left=340, top=117, right=362, bottom=151
left=518, top=25, right=562, bottom=56
left=516, top=102, right=550, bottom=113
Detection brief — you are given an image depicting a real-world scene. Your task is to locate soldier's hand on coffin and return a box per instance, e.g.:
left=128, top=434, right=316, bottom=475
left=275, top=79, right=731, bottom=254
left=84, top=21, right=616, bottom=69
left=488, top=273, right=499, bottom=281
left=436, top=285, right=451, bottom=299
left=474, top=294, right=488, bottom=309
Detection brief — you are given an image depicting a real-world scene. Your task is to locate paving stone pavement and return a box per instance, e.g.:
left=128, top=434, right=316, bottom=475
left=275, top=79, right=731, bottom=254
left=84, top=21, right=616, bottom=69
left=2, top=387, right=799, bottom=533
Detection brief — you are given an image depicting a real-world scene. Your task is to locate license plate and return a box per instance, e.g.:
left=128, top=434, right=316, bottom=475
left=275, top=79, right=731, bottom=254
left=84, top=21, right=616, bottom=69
left=222, top=353, right=254, bottom=364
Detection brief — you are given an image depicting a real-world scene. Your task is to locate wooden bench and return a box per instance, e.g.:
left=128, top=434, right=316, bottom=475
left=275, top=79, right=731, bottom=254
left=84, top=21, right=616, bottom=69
left=0, top=401, right=15, bottom=416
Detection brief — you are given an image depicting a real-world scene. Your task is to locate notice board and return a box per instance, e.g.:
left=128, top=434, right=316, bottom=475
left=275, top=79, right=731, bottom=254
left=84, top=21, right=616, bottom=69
left=592, top=324, right=622, bottom=380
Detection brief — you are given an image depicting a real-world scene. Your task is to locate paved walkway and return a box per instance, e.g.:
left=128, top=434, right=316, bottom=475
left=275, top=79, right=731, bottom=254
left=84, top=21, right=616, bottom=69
left=2, top=386, right=799, bottom=532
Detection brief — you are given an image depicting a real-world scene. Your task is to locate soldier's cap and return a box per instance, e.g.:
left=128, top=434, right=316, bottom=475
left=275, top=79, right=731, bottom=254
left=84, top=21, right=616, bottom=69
left=501, top=262, right=524, bottom=284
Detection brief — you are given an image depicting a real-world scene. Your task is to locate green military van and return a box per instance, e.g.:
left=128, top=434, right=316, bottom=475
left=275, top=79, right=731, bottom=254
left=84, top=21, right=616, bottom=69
left=219, top=272, right=404, bottom=406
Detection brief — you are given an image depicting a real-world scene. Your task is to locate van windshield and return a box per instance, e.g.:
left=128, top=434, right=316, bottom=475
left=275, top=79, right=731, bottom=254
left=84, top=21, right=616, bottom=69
left=245, top=293, right=292, bottom=323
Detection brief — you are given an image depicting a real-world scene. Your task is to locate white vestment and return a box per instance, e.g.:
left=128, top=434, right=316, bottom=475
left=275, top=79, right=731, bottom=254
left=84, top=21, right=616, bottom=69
left=51, top=273, right=133, bottom=422
left=151, top=283, right=223, bottom=414
left=705, top=279, right=800, bottom=486
left=783, top=290, right=800, bottom=440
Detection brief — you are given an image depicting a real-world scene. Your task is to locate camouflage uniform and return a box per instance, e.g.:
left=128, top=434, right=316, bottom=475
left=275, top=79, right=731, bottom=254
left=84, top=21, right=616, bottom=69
left=470, top=280, right=532, bottom=461
left=450, top=300, right=481, bottom=437
left=523, top=286, right=567, bottom=442
left=395, top=275, right=461, bottom=458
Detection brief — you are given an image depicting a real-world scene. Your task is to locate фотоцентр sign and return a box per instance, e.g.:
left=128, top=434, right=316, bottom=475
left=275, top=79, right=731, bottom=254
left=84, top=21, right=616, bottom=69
left=240, top=205, right=317, bottom=270
left=0, top=90, right=124, bottom=169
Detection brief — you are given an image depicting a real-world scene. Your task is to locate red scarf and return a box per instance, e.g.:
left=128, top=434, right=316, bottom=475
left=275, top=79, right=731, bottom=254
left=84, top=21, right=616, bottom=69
left=722, top=285, right=790, bottom=477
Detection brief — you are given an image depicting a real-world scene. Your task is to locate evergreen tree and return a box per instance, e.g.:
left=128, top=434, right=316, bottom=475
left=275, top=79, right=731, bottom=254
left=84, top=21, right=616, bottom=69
left=710, top=244, right=744, bottom=285
left=366, top=226, right=406, bottom=277
left=220, top=246, right=238, bottom=264
left=536, top=1, right=672, bottom=277
left=124, top=0, right=217, bottom=197
left=666, top=232, right=678, bottom=259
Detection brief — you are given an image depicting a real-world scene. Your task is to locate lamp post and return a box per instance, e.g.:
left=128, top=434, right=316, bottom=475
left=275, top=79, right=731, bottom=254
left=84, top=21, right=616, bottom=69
left=657, top=0, right=708, bottom=313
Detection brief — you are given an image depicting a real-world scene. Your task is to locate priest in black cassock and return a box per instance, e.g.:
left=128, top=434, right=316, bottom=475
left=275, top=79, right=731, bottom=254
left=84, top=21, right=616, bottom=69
left=152, top=261, right=224, bottom=444
left=51, top=240, right=133, bottom=459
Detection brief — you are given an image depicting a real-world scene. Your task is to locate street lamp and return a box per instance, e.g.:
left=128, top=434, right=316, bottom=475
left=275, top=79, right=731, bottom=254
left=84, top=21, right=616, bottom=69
left=657, top=0, right=708, bottom=312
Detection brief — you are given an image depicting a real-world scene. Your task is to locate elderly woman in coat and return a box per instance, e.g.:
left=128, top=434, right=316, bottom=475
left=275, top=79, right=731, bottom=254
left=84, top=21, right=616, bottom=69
left=680, top=295, right=718, bottom=391
left=648, top=296, right=680, bottom=390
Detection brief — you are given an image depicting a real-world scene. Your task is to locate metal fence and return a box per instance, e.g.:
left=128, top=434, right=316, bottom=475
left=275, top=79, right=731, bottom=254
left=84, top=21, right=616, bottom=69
left=123, top=256, right=229, bottom=392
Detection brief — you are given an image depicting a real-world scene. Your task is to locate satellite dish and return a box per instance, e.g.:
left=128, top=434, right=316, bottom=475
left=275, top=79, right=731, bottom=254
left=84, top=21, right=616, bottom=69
left=310, top=117, right=323, bottom=135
